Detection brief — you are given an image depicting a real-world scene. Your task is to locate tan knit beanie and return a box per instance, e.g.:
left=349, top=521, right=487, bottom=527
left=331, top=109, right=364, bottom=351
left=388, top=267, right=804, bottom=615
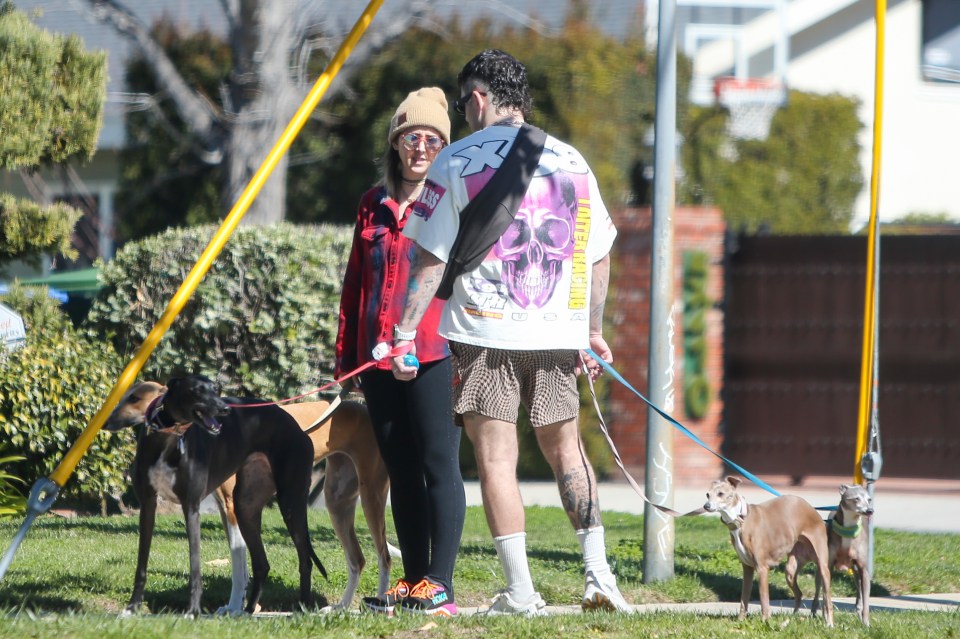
left=387, top=87, right=451, bottom=145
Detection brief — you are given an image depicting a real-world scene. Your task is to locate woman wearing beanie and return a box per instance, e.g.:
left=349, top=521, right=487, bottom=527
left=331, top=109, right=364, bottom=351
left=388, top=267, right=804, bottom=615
left=335, top=87, right=464, bottom=617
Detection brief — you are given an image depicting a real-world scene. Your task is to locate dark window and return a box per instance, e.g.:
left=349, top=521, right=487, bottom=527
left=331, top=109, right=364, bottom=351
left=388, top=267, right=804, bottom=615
left=922, top=0, right=960, bottom=83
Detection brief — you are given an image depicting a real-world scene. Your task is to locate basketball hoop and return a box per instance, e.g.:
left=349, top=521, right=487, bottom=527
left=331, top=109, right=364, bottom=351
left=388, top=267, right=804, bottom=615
left=714, top=76, right=787, bottom=141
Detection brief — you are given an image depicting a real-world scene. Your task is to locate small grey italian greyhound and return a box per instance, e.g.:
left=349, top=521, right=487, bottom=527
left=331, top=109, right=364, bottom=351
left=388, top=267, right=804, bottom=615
left=704, top=476, right=834, bottom=627
left=816, top=483, right=873, bottom=625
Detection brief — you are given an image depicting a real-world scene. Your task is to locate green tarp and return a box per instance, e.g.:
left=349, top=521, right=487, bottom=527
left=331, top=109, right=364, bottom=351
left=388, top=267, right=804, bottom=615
left=19, top=267, right=101, bottom=296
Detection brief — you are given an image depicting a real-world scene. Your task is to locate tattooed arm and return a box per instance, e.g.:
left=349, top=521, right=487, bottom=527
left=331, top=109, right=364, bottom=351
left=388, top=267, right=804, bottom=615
left=391, top=244, right=446, bottom=380
left=578, top=253, right=612, bottom=380
left=398, top=244, right=445, bottom=332
left=590, top=253, right=610, bottom=336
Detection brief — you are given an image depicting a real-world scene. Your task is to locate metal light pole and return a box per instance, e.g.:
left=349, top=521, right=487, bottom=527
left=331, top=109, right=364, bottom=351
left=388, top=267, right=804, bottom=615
left=642, top=0, right=677, bottom=583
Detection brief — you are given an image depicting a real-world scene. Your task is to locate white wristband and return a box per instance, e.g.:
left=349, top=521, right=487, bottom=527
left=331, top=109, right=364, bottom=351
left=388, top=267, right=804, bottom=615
left=393, top=324, right=417, bottom=341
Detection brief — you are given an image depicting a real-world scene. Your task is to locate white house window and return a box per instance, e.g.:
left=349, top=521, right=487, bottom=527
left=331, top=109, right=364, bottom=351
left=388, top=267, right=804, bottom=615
left=922, top=0, right=960, bottom=83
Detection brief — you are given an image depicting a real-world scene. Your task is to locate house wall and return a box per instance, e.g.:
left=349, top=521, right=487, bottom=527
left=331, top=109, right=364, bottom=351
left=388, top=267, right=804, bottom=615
left=788, top=0, right=960, bottom=227
left=675, top=0, right=960, bottom=227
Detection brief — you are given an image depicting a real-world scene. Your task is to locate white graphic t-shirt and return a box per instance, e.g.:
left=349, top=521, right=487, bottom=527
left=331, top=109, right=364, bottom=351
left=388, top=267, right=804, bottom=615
left=405, top=125, right=617, bottom=350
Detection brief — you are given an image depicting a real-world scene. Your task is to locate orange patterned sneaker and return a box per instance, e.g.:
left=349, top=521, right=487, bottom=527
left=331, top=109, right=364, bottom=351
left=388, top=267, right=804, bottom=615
left=361, top=578, right=412, bottom=616
left=400, top=578, right=458, bottom=617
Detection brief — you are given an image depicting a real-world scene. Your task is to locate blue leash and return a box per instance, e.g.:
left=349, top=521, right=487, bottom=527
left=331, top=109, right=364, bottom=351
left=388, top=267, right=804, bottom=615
left=585, top=348, right=783, bottom=499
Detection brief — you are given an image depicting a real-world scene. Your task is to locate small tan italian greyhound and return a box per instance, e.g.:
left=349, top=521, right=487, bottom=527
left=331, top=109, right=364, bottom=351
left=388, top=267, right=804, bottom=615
left=704, top=476, right=834, bottom=627
left=816, top=483, right=873, bottom=625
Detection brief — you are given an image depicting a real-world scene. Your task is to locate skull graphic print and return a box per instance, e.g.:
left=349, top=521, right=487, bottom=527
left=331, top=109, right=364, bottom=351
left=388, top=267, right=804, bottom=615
left=494, top=174, right=578, bottom=309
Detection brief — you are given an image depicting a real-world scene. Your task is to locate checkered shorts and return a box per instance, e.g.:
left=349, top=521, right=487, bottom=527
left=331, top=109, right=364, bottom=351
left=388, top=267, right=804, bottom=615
left=449, top=342, right=579, bottom=428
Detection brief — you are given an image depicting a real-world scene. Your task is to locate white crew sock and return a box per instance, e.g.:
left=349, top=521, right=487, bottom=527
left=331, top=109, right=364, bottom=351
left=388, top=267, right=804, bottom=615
left=576, top=526, right=613, bottom=578
left=493, top=532, right=536, bottom=602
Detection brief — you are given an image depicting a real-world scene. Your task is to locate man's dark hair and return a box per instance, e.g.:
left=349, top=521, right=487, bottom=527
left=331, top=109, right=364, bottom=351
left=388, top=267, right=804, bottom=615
left=458, top=49, right=533, bottom=118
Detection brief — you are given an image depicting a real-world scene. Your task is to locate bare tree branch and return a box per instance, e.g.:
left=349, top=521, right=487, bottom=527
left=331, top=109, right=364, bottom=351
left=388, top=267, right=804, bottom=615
left=86, top=0, right=225, bottom=162
left=86, top=0, right=441, bottom=224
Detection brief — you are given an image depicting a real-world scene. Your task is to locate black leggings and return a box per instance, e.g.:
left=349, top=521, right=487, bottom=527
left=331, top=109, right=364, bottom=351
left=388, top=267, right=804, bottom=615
left=360, top=357, right=465, bottom=597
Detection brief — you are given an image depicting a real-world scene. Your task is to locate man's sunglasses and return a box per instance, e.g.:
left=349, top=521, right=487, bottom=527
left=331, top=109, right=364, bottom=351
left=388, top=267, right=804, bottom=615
left=400, top=133, right=445, bottom=153
left=454, top=91, right=486, bottom=115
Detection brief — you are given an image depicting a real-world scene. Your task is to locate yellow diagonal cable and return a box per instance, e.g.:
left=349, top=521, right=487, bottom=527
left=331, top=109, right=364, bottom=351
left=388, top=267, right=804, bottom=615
left=854, top=0, right=885, bottom=485
left=50, top=0, right=385, bottom=487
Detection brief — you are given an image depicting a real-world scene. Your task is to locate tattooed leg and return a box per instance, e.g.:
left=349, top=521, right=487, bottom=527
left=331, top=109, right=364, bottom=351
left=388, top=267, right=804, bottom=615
left=536, top=419, right=602, bottom=530
left=558, top=466, right=601, bottom=529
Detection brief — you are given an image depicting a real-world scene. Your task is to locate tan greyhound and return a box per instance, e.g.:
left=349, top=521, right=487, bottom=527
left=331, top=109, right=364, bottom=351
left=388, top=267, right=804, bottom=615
left=704, top=475, right=834, bottom=627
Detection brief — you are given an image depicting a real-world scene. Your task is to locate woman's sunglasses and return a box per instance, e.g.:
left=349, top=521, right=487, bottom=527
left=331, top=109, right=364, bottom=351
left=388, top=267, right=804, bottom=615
left=400, top=133, right=445, bottom=153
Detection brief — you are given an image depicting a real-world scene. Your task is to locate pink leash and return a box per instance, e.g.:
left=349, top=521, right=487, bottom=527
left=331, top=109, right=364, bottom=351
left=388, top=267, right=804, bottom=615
left=233, top=343, right=412, bottom=408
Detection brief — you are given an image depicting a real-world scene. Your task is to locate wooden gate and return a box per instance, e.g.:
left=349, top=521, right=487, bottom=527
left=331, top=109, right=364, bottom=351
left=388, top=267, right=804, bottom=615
left=723, top=234, right=960, bottom=480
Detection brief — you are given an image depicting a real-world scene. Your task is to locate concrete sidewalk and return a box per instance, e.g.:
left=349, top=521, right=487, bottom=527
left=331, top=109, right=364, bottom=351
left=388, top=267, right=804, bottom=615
left=452, top=477, right=960, bottom=617
left=455, top=592, right=960, bottom=616
left=464, top=476, right=960, bottom=533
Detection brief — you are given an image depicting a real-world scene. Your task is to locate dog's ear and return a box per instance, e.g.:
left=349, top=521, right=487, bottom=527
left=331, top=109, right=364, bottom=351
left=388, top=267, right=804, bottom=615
left=726, top=476, right=742, bottom=488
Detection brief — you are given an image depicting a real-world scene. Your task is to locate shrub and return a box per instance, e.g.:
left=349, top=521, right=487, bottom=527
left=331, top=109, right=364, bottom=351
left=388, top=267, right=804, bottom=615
left=0, top=444, right=26, bottom=518
left=681, top=90, right=863, bottom=234
left=0, top=284, right=134, bottom=507
left=86, top=223, right=353, bottom=399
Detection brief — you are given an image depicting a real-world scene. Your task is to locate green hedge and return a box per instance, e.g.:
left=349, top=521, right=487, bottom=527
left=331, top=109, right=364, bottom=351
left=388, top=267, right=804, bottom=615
left=86, top=223, right=353, bottom=399
left=0, top=284, right=133, bottom=506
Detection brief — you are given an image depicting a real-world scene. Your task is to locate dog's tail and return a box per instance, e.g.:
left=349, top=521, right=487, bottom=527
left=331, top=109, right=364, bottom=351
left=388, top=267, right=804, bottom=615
left=310, top=544, right=328, bottom=580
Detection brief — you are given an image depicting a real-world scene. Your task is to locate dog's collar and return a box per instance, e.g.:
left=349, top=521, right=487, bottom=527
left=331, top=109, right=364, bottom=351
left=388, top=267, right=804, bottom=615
left=831, top=514, right=863, bottom=539
left=144, top=394, right=193, bottom=436
left=720, top=496, right=749, bottom=531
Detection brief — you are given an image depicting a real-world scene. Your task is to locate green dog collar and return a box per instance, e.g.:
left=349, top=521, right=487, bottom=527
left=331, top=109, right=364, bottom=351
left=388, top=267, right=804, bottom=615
left=831, top=517, right=862, bottom=539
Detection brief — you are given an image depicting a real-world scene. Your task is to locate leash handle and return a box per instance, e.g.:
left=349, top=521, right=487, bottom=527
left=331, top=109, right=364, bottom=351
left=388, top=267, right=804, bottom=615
left=234, top=343, right=412, bottom=408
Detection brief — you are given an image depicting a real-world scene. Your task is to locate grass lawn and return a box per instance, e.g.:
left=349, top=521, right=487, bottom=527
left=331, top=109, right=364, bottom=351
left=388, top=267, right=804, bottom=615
left=1, top=503, right=959, bottom=638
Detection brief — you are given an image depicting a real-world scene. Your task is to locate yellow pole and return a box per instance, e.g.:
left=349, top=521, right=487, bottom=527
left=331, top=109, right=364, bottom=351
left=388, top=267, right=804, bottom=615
left=854, top=0, right=885, bottom=485
left=49, top=0, right=385, bottom=487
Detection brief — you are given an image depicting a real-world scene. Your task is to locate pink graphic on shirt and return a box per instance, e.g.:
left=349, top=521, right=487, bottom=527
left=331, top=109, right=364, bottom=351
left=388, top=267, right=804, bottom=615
left=494, top=174, right=580, bottom=309
left=411, top=179, right=446, bottom=220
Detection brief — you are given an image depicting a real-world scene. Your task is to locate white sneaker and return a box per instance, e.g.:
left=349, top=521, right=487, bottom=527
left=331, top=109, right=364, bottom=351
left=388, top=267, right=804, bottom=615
left=483, top=590, right=547, bottom=616
left=582, top=570, right=634, bottom=613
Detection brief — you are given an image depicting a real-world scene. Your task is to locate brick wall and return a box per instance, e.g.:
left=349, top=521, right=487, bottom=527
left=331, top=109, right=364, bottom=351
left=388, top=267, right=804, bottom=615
left=606, top=206, right=726, bottom=486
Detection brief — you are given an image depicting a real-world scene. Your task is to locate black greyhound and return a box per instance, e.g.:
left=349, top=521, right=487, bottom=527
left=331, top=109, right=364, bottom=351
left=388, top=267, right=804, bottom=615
left=106, top=375, right=326, bottom=616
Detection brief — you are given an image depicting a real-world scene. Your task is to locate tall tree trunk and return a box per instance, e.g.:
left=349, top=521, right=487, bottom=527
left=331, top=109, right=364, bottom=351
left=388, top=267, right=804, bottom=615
left=223, top=115, right=290, bottom=225
left=221, top=0, right=298, bottom=225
